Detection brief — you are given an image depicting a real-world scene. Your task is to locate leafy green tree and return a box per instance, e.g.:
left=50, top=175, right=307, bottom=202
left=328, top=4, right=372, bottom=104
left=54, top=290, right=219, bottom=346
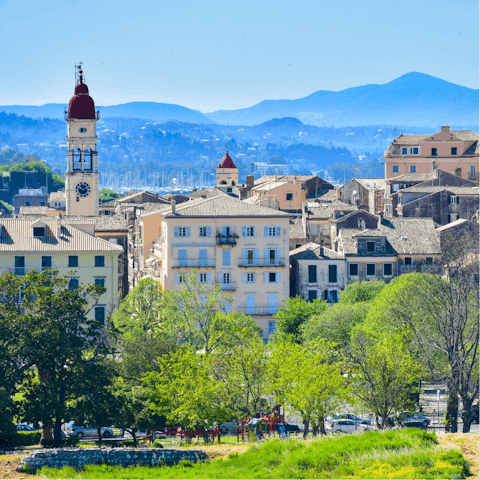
left=15, top=270, right=109, bottom=447
left=7, top=161, right=64, bottom=192
left=274, top=296, right=326, bottom=344
left=338, top=279, right=386, bottom=305
left=99, top=188, right=122, bottom=203
left=269, top=340, right=350, bottom=437
left=348, top=326, right=423, bottom=428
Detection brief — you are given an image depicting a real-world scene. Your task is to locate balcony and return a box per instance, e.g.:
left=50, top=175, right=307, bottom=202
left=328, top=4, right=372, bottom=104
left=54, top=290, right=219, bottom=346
left=238, top=306, right=279, bottom=316
left=238, top=258, right=285, bottom=268
left=172, top=258, right=216, bottom=268
left=399, top=264, right=439, bottom=274
left=216, top=282, right=236, bottom=291
left=216, top=232, right=239, bottom=246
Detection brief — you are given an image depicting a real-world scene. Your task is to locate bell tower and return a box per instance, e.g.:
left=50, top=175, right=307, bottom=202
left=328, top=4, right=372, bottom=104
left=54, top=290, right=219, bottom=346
left=216, top=148, right=238, bottom=193
left=65, top=64, right=99, bottom=216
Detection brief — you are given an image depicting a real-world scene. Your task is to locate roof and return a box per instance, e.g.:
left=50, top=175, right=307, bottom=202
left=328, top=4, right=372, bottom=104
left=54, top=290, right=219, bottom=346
left=392, top=134, right=430, bottom=145
left=68, top=80, right=96, bottom=119
left=398, top=185, right=479, bottom=196
left=389, top=173, right=434, bottom=183
left=352, top=178, right=386, bottom=190
left=164, top=194, right=290, bottom=218
left=339, top=218, right=441, bottom=256
left=436, top=219, right=469, bottom=232
left=289, top=217, right=307, bottom=239
left=116, top=191, right=170, bottom=204
left=48, top=191, right=66, bottom=201
left=21, top=215, right=128, bottom=232
left=19, top=206, right=53, bottom=215
left=331, top=209, right=378, bottom=224
left=254, top=175, right=321, bottom=186
left=290, top=242, right=344, bottom=260
left=218, top=151, right=237, bottom=169
left=313, top=189, right=338, bottom=202
left=305, top=200, right=357, bottom=219
left=0, top=219, right=123, bottom=253
left=251, top=180, right=291, bottom=192
left=187, top=188, right=229, bottom=199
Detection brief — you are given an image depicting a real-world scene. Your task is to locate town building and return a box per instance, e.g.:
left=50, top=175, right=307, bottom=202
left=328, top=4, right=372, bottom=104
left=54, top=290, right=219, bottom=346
left=340, top=178, right=386, bottom=214
left=13, top=187, right=48, bottom=214
left=383, top=126, right=479, bottom=184
left=0, top=217, right=123, bottom=321
left=254, top=175, right=333, bottom=199
left=250, top=179, right=305, bottom=213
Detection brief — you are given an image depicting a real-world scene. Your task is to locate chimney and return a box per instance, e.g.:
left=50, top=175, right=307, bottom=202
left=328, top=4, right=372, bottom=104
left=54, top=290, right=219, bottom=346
left=455, top=167, right=462, bottom=177
left=336, top=184, right=340, bottom=201
left=56, top=215, right=62, bottom=238
left=171, top=199, right=176, bottom=214
left=378, top=211, right=384, bottom=224
left=192, top=187, right=197, bottom=192
left=246, top=175, right=254, bottom=189
left=441, top=126, right=450, bottom=134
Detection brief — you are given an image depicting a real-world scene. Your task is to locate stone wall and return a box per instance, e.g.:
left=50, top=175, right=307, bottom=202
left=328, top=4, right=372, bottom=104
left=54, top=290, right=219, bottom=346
left=21, top=447, right=208, bottom=472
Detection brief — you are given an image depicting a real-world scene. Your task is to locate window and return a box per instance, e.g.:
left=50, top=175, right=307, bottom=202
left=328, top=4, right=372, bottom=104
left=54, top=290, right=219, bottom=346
left=268, top=249, right=277, bottom=265
left=246, top=249, right=255, bottom=265
left=79, top=127, right=87, bottom=133
left=286, top=193, right=293, bottom=201
left=328, top=290, right=338, bottom=303
left=358, top=219, right=366, bottom=230
left=402, top=148, right=408, bottom=154
left=392, top=165, right=399, bottom=173
left=308, top=290, right=317, bottom=302
left=25, top=201, right=31, bottom=207
left=246, top=295, right=255, bottom=315
left=95, top=305, right=106, bottom=326
left=41, top=256, right=52, bottom=270
left=94, top=278, right=106, bottom=288
left=413, top=147, right=419, bottom=154
left=265, top=226, right=280, bottom=237
left=175, top=273, right=186, bottom=284
left=449, top=196, right=459, bottom=204
left=246, top=273, right=255, bottom=283
left=328, top=265, right=337, bottom=283
left=425, top=257, right=433, bottom=265
left=404, top=257, right=412, bottom=265
left=178, top=227, right=187, bottom=237
left=470, top=165, right=476, bottom=179
left=295, top=243, right=302, bottom=249
left=33, top=227, right=45, bottom=237
left=410, top=165, right=417, bottom=173
left=226, top=187, right=232, bottom=193
left=268, top=320, right=276, bottom=335
left=366, top=241, right=375, bottom=253
left=451, top=147, right=457, bottom=155
left=73, top=148, right=82, bottom=170
left=199, top=227, right=207, bottom=237
left=366, top=263, right=376, bottom=276
left=199, top=273, right=207, bottom=283
left=178, top=249, right=187, bottom=266
left=383, top=263, right=393, bottom=276
left=83, top=148, right=92, bottom=170
left=243, top=226, right=255, bottom=237
left=349, top=263, right=358, bottom=276
left=268, top=295, right=277, bottom=314
left=448, top=213, right=459, bottom=223
left=68, top=278, right=79, bottom=290
left=431, top=148, right=438, bottom=156
left=223, top=272, right=231, bottom=284
left=14, top=256, right=25, bottom=275
left=310, top=224, right=319, bottom=235
left=308, top=265, right=317, bottom=283
left=94, top=255, right=105, bottom=267
left=269, top=272, right=276, bottom=283
left=68, top=255, right=78, bottom=268
left=40, top=201, right=46, bottom=206
left=222, top=249, right=231, bottom=266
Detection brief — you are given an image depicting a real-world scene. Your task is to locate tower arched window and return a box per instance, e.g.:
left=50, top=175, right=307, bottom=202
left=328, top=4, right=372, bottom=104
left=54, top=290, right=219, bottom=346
left=73, top=148, right=82, bottom=170
left=84, top=148, right=92, bottom=170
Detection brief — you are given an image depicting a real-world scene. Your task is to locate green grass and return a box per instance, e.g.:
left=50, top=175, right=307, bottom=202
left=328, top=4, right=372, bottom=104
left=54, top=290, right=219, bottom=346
left=39, top=429, right=470, bottom=479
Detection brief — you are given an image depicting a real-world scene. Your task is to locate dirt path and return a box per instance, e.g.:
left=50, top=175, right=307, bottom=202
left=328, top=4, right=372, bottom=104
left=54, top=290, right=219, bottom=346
left=0, top=453, right=37, bottom=479
left=179, top=443, right=249, bottom=459
left=437, top=433, right=479, bottom=479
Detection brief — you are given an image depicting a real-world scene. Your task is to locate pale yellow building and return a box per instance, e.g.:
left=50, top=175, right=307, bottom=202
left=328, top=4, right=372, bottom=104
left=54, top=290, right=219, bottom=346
left=0, top=218, right=123, bottom=322
left=145, top=194, right=291, bottom=340
left=250, top=180, right=306, bottom=212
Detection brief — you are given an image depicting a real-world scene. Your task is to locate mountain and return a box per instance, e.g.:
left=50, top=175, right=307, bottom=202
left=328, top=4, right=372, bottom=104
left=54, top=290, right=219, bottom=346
left=205, top=73, right=479, bottom=127
left=0, top=102, right=215, bottom=124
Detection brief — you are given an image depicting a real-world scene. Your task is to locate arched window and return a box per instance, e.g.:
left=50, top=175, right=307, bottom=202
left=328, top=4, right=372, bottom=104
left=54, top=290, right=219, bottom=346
left=220, top=180, right=227, bottom=185
left=84, top=148, right=92, bottom=170
left=231, top=180, right=236, bottom=186
left=73, top=148, right=81, bottom=170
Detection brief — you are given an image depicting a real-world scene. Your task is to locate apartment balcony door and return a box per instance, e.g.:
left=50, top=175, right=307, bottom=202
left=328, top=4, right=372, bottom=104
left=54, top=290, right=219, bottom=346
left=199, top=249, right=208, bottom=267
left=268, top=295, right=277, bottom=315
left=178, top=249, right=187, bottom=267
left=246, top=295, right=255, bottom=315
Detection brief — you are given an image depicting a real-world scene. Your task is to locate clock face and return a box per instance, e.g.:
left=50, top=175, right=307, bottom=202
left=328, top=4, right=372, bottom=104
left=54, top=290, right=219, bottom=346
left=76, top=182, right=91, bottom=198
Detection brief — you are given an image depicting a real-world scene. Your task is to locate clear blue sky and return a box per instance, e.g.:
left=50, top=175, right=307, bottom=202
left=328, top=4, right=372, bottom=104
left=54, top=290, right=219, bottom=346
left=0, top=0, right=477, bottom=111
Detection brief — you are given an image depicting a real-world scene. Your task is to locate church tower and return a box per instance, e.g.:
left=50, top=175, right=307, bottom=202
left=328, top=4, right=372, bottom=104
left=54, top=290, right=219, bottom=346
left=216, top=149, right=238, bottom=193
left=65, top=65, right=99, bottom=216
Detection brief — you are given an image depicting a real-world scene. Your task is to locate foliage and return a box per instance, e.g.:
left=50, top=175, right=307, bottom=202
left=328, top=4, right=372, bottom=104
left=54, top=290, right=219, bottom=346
left=0, top=431, right=41, bottom=446
left=41, top=437, right=80, bottom=448
left=338, top=279, right=386, bottom=305
left=40, top=430, right=470, bottom=479
left=269, top=340, right=350, bottom=436
left=0, top=160, right=64, bottom=192
left=274, top=296, right=326, bottom=344
left=99, top=188, right=121, bottom=203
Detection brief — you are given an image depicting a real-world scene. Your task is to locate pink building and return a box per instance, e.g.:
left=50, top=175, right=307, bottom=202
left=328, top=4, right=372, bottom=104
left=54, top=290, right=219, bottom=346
left=384, top=126, right=479, bottom=184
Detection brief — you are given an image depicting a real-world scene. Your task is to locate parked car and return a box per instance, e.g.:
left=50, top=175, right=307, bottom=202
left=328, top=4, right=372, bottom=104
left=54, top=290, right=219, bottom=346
left=16, top=423, right=39, bottom=432
left=461, top=404, right=479, bottom=424
left=284, top=424, right=302, bottom=433
left=402, top=420, right=428, bottom=430
left=221, top=421, right=241, bottom=435
left=401, top=413, right=431, bottom=427
left=163, top=426, right=180, bottom=436
left=67, top=426, right=114, bottom=439
left=331, top=414, right=372, bottom=426
left=326, top=420, right=371, bottom=434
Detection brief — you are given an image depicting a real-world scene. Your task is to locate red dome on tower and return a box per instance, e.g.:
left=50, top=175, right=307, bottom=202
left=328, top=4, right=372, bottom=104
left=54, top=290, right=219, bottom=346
left=218, top=151, right=237, bottom=169
left=67, top=67, right=96, bottom=119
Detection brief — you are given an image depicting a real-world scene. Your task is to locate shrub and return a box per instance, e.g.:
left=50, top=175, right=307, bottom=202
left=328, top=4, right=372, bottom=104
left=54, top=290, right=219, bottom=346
left=151, top=441, right=163, bottom=448
left=0, top=431, right=41, bottom=446
left=178, top=459, right=194, bottom=468
left=41, top=437, right=80, bottom=448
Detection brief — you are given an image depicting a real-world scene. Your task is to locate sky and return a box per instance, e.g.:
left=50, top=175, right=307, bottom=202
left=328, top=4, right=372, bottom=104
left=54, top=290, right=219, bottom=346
left=0, top=0, right=478, bottom=112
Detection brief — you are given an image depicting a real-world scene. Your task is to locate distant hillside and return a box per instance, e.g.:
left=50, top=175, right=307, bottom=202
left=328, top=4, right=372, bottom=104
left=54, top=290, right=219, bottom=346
left=0, top=102, right=215, bottom=124
left=205, top=72, right=479, bottom=128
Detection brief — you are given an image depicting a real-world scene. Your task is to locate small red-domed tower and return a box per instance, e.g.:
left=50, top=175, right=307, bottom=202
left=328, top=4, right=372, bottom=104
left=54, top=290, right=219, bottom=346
left=216, top=147, right=238, bottom=193
left=65, top=64, right=99, bottom=216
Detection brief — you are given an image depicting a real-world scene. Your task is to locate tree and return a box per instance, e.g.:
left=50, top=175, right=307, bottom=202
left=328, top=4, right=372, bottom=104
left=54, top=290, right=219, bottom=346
left=99, top=188, right=122, bottom=203
left=338, top=279, right=386, bottom=305
left=15, top=270, right=110, bottom=447
left=274, top=296, right=326, bottom=344
left=348, top=326, right=423, bottom=428
left=269, top=340, right=350, bottom=437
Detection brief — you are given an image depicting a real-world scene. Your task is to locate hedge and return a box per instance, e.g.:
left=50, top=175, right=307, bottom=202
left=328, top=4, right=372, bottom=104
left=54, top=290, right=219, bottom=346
left=0, top=431, right=41, bottom=446
left=41, top=437, right=80, bottom=448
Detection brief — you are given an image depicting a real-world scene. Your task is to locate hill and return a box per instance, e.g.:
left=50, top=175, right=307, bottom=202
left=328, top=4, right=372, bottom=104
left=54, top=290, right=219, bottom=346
left=0, top=102, right=215, bottom=124
left=206, top=72, right=479, bottom=127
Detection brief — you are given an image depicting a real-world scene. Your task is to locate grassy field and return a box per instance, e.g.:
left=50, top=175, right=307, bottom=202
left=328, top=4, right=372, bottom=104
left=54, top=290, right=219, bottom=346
left=38, top=429, right=471, bottom=479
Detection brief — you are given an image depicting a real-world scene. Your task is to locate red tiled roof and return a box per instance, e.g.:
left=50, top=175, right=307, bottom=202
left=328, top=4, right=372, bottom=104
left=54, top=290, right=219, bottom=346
left=218, top=151, right=237, bottom=169
left=68, top=82, right=96, bottom=119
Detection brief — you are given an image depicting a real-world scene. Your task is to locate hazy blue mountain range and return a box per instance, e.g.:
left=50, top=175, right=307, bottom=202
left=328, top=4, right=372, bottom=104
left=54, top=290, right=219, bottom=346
left=0, top=102, right=214, bottom=124
left=205, top=72, right=479, bottom=127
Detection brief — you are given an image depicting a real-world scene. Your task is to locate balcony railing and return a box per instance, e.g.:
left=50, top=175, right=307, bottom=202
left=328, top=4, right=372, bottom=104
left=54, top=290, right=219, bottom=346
left=238, top=306, right=279, bottom=316
left=238, top=258, right=285, bottom=268
left=216, top=282, right=236, bottom=291
left=216, top=233, right=239, bottom=246
left=399, top=264, right=439, bottom=274
left=172, top=258, right=216, bottom=268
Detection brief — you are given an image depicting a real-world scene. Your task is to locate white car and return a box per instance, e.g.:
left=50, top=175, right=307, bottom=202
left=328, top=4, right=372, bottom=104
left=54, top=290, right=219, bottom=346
left=326, top=420, right=371, bottom=434
left=331, top=414, right=372, bottom=426
left=68, top=426, right=114, bottom=438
